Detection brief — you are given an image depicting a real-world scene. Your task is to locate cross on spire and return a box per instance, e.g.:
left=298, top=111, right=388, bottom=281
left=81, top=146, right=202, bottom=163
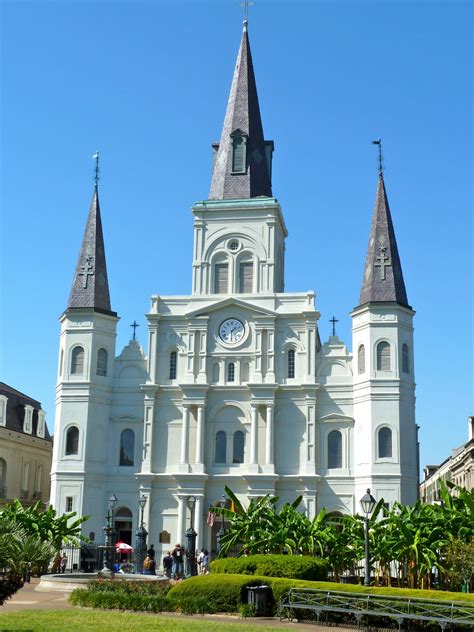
left=371, top=138, right=383, bottom=175
left=240, top=0, right=254, bottom=23
left=329, top=316, right=339, bottom=337
left=93, top=151, right=100, bottom=190
left=130, top=320, right=139, bottom=340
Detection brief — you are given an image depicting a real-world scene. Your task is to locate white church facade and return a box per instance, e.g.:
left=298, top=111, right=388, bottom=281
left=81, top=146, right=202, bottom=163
left=50, top=21, right=418, bottom=553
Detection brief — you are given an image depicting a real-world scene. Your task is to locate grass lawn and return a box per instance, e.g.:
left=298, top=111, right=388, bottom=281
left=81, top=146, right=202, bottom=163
left=0, top=610, right=283, bottom=631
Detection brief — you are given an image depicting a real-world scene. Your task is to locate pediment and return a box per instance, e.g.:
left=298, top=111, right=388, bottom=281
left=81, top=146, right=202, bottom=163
left=319, top=413, right=355, bottom=424
left=110, top=413, right=142, bottom=423
left=186, top=297, right=276, bottom=318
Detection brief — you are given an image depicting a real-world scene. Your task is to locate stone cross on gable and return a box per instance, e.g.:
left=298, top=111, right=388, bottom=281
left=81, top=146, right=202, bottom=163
left=79, top=256, right=95, bottom=288
left=375, top=247, right=392, bottom=280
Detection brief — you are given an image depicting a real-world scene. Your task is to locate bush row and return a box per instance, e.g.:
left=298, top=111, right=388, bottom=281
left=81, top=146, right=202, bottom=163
left=0, top=575, right=24, bottom=606
left=210, top=554, right=327, bottom=581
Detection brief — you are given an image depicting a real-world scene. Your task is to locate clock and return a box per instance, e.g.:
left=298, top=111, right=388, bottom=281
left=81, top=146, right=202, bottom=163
left=219, top=318, right=245, bottom=345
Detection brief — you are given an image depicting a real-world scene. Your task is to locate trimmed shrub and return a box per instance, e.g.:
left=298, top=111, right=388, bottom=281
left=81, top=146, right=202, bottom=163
left=0, top=575, right=23, bottom=606
left=210, top=554, right=327, bottom=581
left=69, top=587, right=171, bottom=612
left=168, top=574, right=259, bottom=613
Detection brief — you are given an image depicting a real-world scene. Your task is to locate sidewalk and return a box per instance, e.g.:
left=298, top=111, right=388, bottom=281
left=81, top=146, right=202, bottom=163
left=1, top=578, right=354, bottom=631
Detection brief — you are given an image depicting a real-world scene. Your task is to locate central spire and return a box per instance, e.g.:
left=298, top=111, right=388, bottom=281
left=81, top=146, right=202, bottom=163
left=209, top=21, right=273, bottom=200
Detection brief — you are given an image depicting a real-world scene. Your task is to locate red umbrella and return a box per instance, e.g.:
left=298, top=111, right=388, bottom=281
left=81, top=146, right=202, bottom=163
left=115, top=541, right=134, bottom=552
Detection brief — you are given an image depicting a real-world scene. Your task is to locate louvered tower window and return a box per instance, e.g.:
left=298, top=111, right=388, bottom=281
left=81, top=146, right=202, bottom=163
left=239, top=262, right=253, bottom=293
left=358, top=345, right=365, bottom=374
left=376, top=341, right=391, bottom=371
left=378, top=427, right=392, bottom=458
left=214, top=263, right=228, bottom=294
left=97, top=348, right=108, bottom=376
left=231, top=132, right=247, bottom=174
left=402, top=344, right=410, bottom=373
left=71, top=346, right=84, bottom=375
left=65, top=426, right=79, bottom=455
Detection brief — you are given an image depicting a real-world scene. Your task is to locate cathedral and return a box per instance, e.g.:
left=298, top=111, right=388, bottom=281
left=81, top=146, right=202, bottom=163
left=50, top=21, right=418, bottom=552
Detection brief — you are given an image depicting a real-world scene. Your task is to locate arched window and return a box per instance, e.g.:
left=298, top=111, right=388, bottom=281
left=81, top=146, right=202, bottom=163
left=0, top=458, right=6, bottom=496
left=233, top=430, right=244, bottom=464
left=97, top=348, right=108, bottom=376
left=215, top=431, right=227, bottom=464
left=65, top=426, right=79, bottom=455
left=231, top=132, right=247, bottom=174
left=71, top=346, right=85, bottom=375
left=402, top=344, right=409, bottom=373
left=376, top=341, right=391, bottom=371
left=239, top=261, right=253, bottom=293
left=287, top=349, right=295, bottom=379
left=378, top=427, right=392, bottom=458
left=119, top=429, right=135, bottom=466
left=227, top=362, right=235, bottom=383
left=214, top=262, right=229, bottom=294
left=169, top=351, right=177, bottom=379
left=358, top=345, right=365, bottom=374
left=328, top=430, right=342, bottom=469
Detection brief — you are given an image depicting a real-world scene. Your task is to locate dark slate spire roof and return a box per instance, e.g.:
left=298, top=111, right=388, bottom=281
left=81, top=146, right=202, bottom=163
left=358, top=173, right=410, bottom=308
left=209, top=21, right=272, bottom=200
left=68, top=187, right=114, bottom=315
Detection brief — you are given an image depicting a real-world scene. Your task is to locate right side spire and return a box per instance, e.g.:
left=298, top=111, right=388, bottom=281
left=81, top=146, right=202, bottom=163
left=358, top=169, right=410, bottom=308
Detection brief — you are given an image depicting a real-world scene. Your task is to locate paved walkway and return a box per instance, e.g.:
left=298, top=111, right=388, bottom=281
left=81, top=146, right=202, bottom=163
left=1, top=578, right=354, bottom=631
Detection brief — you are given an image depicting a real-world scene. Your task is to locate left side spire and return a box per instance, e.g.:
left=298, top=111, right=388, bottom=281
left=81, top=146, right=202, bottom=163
left=68, top=154, right=114, bottom=315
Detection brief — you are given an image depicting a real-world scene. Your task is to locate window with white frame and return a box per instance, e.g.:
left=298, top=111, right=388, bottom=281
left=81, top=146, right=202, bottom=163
left=378, top=427, right=393, bottom=458
left=376, top=341, right=391, bottom=371
left=0, top=395, right=7, bottom=426
left=233, top=430, right=245, bottom=464
left=65, top=496, right=73, bottom=512
left=328, top=430, right=342, bottom=469
left=215, top=431, right=227, bottom=464
left=119, top=429, right=135, bottom=466
left=169, top=351, right=177, bottom=379
left=37, top=410, right=45, bottom=438
left=65, top=426, right=79, bottom=456
left=23, top=405, right=33, bottom=434
left=287, top=348, right=296, bottom=378
left=227, top=362, right=235, bottom=383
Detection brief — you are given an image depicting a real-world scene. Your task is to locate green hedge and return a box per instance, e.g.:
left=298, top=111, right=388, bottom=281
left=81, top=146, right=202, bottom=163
left=210, top=554, right=327, bottom=581
left=167, top=574, right=257, bottom=613
left=69, top=579, right=172, bottom=612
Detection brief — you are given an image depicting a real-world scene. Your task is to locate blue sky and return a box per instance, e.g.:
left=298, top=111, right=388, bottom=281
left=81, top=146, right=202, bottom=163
left=1, top=0, right=472, bottom=474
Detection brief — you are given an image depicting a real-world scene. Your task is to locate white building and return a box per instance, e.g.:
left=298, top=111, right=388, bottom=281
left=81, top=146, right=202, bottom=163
left=50, top=21, right=418, bottom=553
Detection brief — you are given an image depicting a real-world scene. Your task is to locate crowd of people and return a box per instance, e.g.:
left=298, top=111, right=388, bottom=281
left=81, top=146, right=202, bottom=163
left=142, top=543, right=210, bottom=580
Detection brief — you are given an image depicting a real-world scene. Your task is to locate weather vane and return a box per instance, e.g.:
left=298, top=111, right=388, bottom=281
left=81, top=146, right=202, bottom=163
left=93, top=150, right=100, bottom=189
left=241, top=0, right=254, bottom=23
left=371, top=139, right=383, bottom=175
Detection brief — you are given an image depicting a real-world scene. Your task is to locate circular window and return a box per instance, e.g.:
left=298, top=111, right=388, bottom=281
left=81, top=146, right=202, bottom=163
left=228, top=239, right=240, bottom=252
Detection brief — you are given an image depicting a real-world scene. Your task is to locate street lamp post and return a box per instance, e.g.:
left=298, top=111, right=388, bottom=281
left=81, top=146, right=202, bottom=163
left=135, top=494, right=148, bottom=574
left=101, top=493, right=118, bottom=576
left=185, top=495, right=197, bottom=577
left=360, top=488, right=376, bottom=587
left=216, top=494, right=226, bottom=557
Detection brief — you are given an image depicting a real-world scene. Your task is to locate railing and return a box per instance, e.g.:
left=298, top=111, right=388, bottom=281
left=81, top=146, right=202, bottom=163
left=280, top=588, right=474, bottom=631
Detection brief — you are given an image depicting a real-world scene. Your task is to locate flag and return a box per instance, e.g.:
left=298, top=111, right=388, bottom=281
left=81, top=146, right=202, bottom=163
left=206, top=509, right=216, bottom=527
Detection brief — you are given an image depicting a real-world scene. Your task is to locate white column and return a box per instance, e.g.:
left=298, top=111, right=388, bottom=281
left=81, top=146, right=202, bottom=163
left=177, top=495, right=185, bottom=545
left=195, top=404, right=205, bottom=471
left=180, top=405, right=190, bottom=472
left=194, top=495, right=203, bottom=551
left=142, top=393, right=155, bottom=474
left=264, top=404, right=274, bottom=472
left=250, top=405, right=258, bottom=472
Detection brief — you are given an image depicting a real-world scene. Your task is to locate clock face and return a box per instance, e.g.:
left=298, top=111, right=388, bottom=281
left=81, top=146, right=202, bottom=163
left=219, top=318, right=245, bottom=345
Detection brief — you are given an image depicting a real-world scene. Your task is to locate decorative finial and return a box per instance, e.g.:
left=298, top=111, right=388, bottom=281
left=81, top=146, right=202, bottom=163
left=130, top=320, right=139, bottom=341
left=371, top=138, right=383, bottom=176
left=93, top=150, right=100, bottom=190
left=241, top=0, right=254, bottom=25
left=329, top=316, right=339, bottom=337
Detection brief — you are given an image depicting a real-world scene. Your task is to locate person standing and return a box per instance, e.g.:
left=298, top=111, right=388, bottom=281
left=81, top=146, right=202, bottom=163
left=147, top=544, right=155, bottom=560
left=163, top=551, right=173, bottom=579
left=171, top=543, right=184, bottom=580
